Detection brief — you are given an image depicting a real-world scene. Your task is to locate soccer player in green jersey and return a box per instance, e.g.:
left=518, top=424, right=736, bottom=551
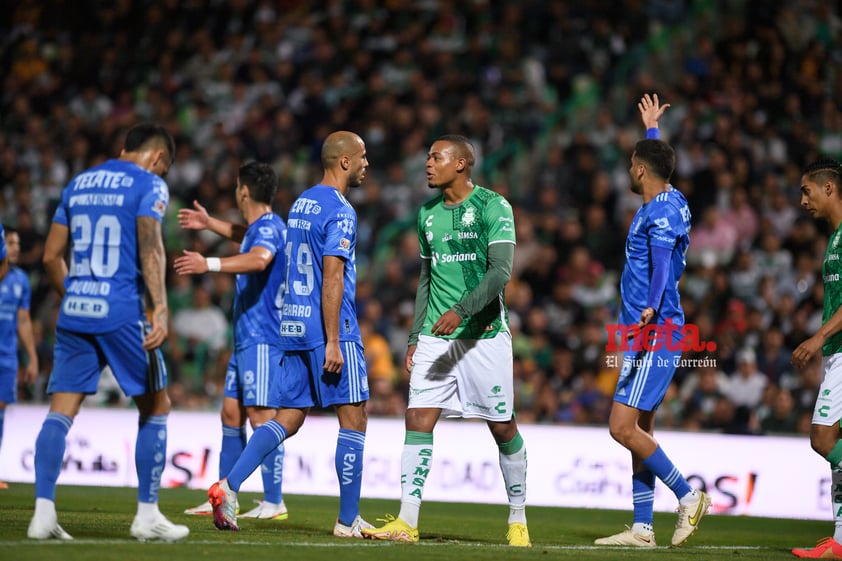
left=792, top=158, right=842, bottom=559
left=362, top=135, right=530, bottom=547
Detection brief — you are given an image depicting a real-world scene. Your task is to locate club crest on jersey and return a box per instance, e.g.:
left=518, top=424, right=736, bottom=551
left=152, top=199, right=166, bottom=217
left=461, top=207, right=476, bottom=227
left=339, top=238, right=351, bottom=250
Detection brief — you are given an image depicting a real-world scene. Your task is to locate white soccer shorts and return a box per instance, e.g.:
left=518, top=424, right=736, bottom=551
left=408, top=331, right=514, bottom=421
left=813, top=353, right=842, bottom=426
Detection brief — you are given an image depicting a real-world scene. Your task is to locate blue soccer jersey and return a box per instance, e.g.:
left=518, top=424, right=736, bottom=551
left=233, top=212, right=287, bottom=350
left=0, top=266, right=30, bottom=370
left=52, top=159, right=169, bottom=333
left=619, top=187, right=691, bottom=327
left=279, top=184, right=361, bottom=350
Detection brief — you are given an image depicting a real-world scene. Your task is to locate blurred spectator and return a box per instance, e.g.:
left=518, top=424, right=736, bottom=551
left=725, top=348, right=767, bottom=409
left=761, top=387, right=799, bottom=434
left=170, top=283, right=230, bottom=394
left=686, top=206, right=739, bottom=268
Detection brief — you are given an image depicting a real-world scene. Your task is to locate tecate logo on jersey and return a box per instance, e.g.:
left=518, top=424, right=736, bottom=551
left=604, top=319, right=717, bottom=353
left=289, top=198, right=321, bottom=214
left=73, top=170, right=134, bottom=189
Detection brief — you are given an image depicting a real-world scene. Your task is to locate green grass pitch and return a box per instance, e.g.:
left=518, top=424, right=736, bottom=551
left=0, top=484, right=829, bottom=560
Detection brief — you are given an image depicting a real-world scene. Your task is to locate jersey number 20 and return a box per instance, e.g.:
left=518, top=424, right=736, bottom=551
left=70, top=214, right=121, bottom=277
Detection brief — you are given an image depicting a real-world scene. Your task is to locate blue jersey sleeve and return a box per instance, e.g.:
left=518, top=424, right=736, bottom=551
left=323, top=207, right=356, bottom=260
left=137, top=176, right=169, bottom=222
left=647, top=198, right=688, bottom=250
left=53, top=198, right=69, bottom=227
left=20, top=270, right=31, bottom=311
left=251, top=222, right=283, bottom=256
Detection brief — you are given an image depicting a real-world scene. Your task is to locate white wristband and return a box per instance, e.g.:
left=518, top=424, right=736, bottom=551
left=206, top=257, right=221, bottom=272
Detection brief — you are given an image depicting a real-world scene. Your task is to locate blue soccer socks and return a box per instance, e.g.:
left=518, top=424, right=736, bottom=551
left=227, top=419, right=287, bottom=492
left=336, top=428, right=365, bottom=526
left=261, top=442, right=285, bottom=504
left=632, top=470, right=656, bottom=528
left=220, top=424, right=247, bottom=478
left=642, top=445, right=691, bottom=500
left=136, top=415, right=168, bottom=503
left=34, top=412, right=73, bottom=501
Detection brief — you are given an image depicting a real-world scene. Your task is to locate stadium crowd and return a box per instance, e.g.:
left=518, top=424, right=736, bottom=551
left=1, top=0, right=841, bottom=435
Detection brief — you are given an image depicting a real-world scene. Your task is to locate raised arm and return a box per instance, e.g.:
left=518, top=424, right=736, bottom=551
left=178, top=200, right=247, bottom=242
left=138, top=215, right=168, bottom=350
left=173, top=246, right=273, bottom=275
left=638, top=93, right=670, bottom=136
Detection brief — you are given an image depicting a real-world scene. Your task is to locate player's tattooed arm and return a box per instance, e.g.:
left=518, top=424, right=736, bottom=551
left=138, top=215, right=168, bottom=350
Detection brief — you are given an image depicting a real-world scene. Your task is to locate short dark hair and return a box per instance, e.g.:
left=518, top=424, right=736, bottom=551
left=239, top=162, right=278, bottom=204
left=633, top=139, right=676, bottom=181
left=124, top=123, right=175, bottom=162
left=803, top=158, right=842, bottom=187
left=435, top=134, right=476, bottom=168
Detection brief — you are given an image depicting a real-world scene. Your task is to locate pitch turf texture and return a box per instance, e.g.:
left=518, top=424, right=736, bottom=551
left=0, top=484, right=826, bottom=560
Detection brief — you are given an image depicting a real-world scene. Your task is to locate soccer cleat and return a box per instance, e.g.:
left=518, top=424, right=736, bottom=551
left=184, top=500, right=213, bottom=515
left=185, top=499, right=239, bottom=515
left=594, top=525, right=656, bottom=547
left=506, top=522, right=532, bottom=547
left=239, top=500, right=288, bottom=520
left=671, top=490, right=711, bottom=546
left=130, top=513, right=190, bottom=542
left=333, top=514, right=374, bottom=538
left=793, top=537, right=842, bottom=559
left=208, top=479, right=239, bottom=531
left=361, top=514, right=419, bottom=542
left=27, top=513, right=73, bottom=540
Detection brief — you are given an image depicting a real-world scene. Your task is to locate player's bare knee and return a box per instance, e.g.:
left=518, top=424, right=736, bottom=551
left=405, top=407, right=438, bottom=433
left=810, top=433, right=835, bottom=457
left=608, top=420, right=634, bottom=446
left=487, top=418, right=517, bottom=443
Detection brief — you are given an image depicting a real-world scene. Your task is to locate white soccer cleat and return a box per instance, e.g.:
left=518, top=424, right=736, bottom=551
left=184, top=500, right=214, bottom=515
left=672, top=490, right=711, bottom=546
left=130, top=513, right=190, bottom=542
left=27, top=513, right=73, bottom=540
left=333, top=514, right=374, bottom=538
left=239, top=500, right=288, bottom=520
left=594, top=525, right=656, bottom=547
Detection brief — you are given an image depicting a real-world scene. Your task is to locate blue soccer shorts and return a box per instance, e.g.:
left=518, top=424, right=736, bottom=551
left=273, top=341, right=368, bottom=409
left=0, top=362, right=18, bottom=403
left=48, top=322, right=167, bottom=397
left=613, top=328, right=682, bottom=412
left=223, top=343, right=282, bottom=408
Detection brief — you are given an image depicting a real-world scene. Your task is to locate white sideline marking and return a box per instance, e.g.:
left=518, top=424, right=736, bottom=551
left=1, top=540, right=771, bottom=549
